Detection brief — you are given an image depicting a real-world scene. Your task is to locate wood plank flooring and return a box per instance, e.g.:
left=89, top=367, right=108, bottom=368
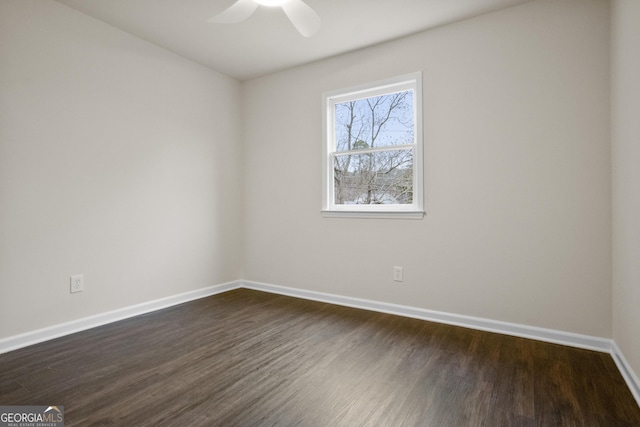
left=1, top=288, right=639, bottom=426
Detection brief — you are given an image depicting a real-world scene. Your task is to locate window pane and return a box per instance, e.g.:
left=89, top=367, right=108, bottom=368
left=334, top=90, right=414, bottom=153
left=334, top=149, right=413, bottom=205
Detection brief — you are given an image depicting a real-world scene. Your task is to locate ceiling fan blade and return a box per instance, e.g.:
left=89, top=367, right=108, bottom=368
left=208, top=0, right=259, bottom=24
left=281, top=0, right=321, bottom=37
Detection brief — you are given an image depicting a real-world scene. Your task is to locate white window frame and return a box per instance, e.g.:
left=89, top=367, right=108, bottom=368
left=322, top=72, right=424, bottom=219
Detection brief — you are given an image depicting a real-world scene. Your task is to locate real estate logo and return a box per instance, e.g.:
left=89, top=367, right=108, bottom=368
left=0, top=406, right=64, bottom=427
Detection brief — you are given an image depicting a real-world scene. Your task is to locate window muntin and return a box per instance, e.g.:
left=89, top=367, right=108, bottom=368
left=323, top=73, right=423, bottom=218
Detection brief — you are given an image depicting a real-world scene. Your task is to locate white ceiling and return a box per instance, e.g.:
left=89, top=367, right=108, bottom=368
left=53, top=0, right=531, bottom=81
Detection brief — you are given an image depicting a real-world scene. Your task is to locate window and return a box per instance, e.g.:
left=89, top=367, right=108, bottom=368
left=322, top=72, right=424, bottom=219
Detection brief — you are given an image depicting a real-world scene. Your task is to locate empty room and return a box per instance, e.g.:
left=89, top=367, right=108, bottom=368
left=1, top=0, right=639, bottom=425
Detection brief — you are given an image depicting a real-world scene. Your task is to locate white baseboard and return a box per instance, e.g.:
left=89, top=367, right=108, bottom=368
left=612, top=341, right=640, bottom=407
left=241, top=280, right=612, bottom=352
left=242, top=280, right=640, bottom=408
left=0, top=280, right=242, bottom=355
left=1, top=278, right=638, bottom=409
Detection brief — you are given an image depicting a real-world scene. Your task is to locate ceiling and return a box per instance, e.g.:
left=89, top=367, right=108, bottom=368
left=53, top=0, right=532, bottom=81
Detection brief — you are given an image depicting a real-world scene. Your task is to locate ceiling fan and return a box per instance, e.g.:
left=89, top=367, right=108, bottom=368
left=208, top=0, right=321, bottom=37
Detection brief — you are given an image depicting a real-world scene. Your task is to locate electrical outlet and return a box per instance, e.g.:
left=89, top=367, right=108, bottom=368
left=393, top=266, right=403, bottom=282
left=70, top=274, right=84, bottom=293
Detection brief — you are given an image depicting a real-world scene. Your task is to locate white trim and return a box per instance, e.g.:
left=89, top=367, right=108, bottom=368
left=321, top=210, right=425, bottom=219
left=0, top=281, right=242, bottom=355
left=334, top=143, right=414, bottom=156
left=241, top=280, right=611, bottom=353
left=243, top=280, right=640, bottom=407
left=322, top=71, right=424, bottom=217
left=2, top=278, right=638, bottom=409
left=611, top=341, right=640, bottom=407
left=324, top=74, right=419, bottom=103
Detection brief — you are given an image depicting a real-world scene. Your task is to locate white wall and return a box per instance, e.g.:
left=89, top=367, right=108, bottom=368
left=0, top=0, right=617, bottom=347
left=242, top=0, right=611, bottom=337
left=612, top=0, right=640, bottom=387
left=0, top=0, right=243, bottom=338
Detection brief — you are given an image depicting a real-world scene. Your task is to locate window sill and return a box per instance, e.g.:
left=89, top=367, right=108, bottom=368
left=321, top=210, right=425, bottom=220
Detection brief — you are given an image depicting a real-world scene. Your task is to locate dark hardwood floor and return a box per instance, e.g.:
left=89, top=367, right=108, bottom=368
left=1, top=288, right=638, bottom=426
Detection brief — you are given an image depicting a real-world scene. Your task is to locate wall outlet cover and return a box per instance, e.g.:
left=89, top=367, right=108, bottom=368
left=70, top=274, right=84, bottom=293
